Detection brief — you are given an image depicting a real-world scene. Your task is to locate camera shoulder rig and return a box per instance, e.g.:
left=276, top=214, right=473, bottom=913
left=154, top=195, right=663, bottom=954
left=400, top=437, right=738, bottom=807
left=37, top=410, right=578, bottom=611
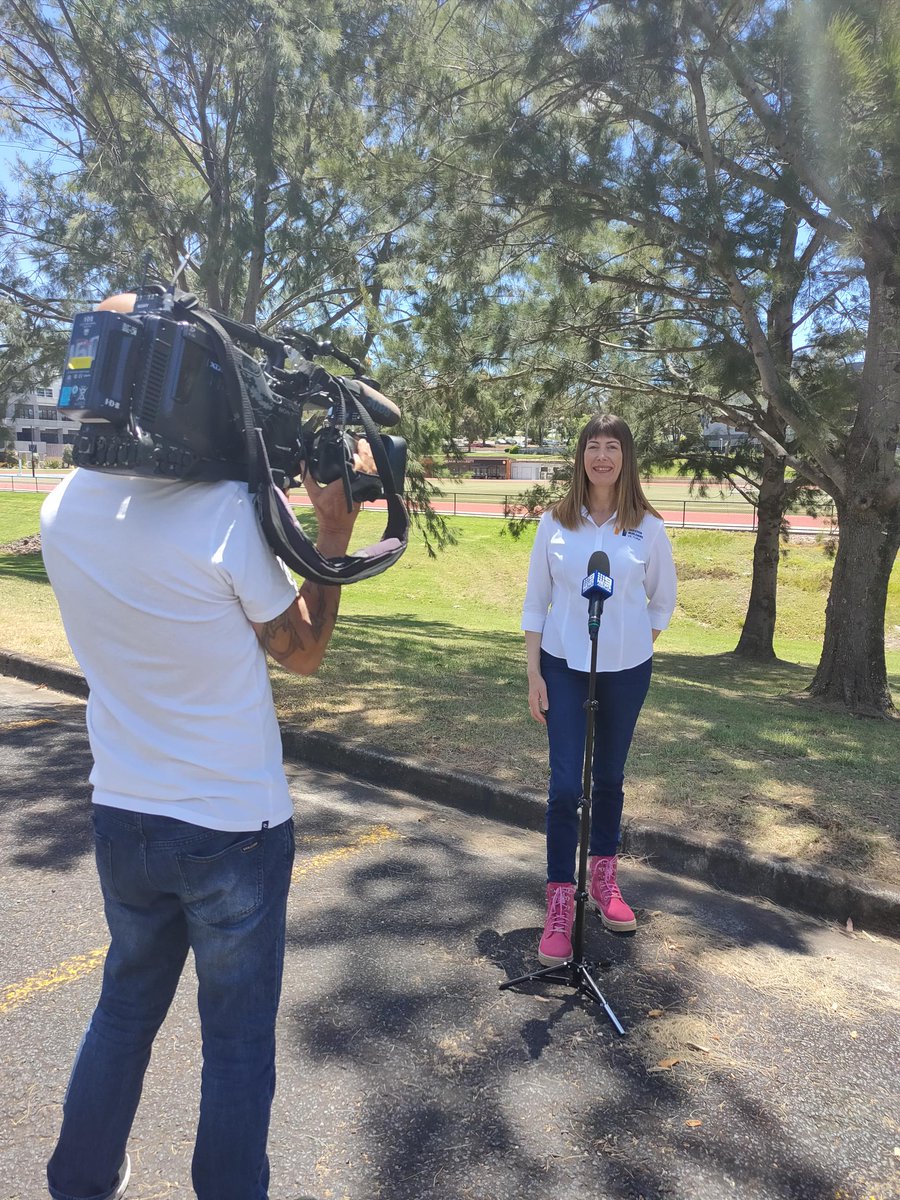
left=65, top=288, right=410, bottom=586
left=181, top=299, right=408, bottom=586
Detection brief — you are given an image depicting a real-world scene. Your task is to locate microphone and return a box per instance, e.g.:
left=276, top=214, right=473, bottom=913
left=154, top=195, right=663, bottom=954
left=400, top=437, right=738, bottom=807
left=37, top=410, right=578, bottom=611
left=581, top=550, right=614, bottom=638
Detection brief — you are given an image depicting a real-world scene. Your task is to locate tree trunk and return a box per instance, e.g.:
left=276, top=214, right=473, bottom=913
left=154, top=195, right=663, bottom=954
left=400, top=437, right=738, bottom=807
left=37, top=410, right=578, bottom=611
left=242, top=21, right=279, bottom=326
left=806, top=497, right=900, bottom=716
left=732, top=450, right=786, bottom=660
left=807, top=211, right=900, bottom=717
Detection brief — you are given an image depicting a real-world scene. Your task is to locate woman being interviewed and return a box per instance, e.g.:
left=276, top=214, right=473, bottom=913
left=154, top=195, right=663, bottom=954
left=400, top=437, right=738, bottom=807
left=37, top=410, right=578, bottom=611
left=521, top=413, right=677, bottom=965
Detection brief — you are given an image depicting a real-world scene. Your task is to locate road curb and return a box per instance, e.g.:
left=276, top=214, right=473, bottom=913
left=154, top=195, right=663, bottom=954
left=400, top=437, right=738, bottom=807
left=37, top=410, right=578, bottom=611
left=0, top=650, right=89, bottom=699
left=2, top=651, right=897, bottom=937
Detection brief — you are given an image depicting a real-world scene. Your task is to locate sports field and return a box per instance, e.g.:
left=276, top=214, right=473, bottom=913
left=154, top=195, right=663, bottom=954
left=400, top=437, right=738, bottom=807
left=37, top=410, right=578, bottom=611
left=0, top=492, right=896, bottom=885
left=0, top=469, right=838, bottom=532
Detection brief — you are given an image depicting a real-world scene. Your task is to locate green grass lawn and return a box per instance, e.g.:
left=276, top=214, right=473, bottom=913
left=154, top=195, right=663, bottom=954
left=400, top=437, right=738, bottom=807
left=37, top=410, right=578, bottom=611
left=2, top=491, right=898, bottom=884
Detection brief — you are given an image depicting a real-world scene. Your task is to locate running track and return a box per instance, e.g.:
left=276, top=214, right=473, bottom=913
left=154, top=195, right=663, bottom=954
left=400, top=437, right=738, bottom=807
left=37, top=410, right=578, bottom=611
left=0, top=475, right=838, bottom=534
left=363, top=497, right=836, bottom=533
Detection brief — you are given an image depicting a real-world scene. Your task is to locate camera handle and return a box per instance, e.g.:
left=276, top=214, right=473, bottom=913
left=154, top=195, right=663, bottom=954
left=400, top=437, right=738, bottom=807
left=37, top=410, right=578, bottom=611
left=278, top=328, right=364, bottom=376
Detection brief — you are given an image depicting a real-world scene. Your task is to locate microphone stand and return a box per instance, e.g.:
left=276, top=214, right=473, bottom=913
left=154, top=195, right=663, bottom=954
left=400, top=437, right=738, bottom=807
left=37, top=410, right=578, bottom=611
left=500, top=610, right=626, bottom=1036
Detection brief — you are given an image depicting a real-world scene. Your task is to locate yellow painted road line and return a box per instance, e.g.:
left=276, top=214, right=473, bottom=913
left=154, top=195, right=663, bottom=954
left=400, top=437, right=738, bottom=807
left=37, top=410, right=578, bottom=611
left=1, top=825, right=400, bottom=1015
left=0, top=947, right=108, bottom=1015
left=292, top=824, right=400, bottom=882
left=0, top=719, right=58, bottom=731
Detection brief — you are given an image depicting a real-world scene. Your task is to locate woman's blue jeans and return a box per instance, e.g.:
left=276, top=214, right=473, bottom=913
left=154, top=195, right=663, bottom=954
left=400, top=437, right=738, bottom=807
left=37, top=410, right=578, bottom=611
left=47, top=806, right=295, bottom=1200
left=542, top=649, right=652, bottom=883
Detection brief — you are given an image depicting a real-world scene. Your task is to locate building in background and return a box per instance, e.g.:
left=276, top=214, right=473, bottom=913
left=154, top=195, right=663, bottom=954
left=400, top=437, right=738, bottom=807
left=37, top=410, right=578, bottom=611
left=701, top=420, right=751, bottom=451
left=1, top=379, right=75, bottom=464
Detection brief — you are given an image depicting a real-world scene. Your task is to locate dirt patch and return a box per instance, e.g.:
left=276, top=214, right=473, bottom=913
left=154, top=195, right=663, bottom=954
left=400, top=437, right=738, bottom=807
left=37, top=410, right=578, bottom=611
left=641, top=907, right=900, bottom=1019
left=627, top=1011, right=752, bottom=1080
left=0, top=534, right=42, bottom=555
left=674, top=563, right=743, bottom=582
left=701, top=939, right=900, bottom=1018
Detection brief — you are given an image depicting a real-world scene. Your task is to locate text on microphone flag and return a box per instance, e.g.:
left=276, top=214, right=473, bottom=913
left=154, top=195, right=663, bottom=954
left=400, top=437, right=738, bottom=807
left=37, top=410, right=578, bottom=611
left=581, top=570, right=614, bottom=599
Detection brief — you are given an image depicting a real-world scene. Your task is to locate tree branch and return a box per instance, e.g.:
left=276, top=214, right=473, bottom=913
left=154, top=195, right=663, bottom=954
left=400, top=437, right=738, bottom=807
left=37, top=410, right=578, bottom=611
left=582, top=79, right=849, bottom=241
left=686, top=1, right=848, bottom=219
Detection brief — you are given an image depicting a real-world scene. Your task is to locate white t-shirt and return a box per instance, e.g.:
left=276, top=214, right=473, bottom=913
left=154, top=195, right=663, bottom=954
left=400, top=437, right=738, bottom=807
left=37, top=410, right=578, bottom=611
left=40, top=470, right=299, bottom=831
left=521, top=508, right=677, bottom=672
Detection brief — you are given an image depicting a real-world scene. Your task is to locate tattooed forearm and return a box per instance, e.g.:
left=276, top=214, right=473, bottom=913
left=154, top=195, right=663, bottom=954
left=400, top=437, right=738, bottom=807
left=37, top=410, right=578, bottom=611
left=253, top=581, right=342, bottom=673
left=257, top=609, right=307, bottom=663
left=301, top=582, right=340, bottom=643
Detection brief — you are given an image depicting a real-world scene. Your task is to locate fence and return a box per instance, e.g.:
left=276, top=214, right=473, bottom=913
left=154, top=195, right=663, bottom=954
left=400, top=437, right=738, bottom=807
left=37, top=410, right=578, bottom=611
left=0, top=473, right=838, bottom=534
left=425, top=489, right=837, bottom=533
left=0, top=472, right=65, bottom=492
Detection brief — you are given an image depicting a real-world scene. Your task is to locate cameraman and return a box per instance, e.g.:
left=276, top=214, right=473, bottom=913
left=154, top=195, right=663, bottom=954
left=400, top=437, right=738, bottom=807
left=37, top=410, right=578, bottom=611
left=40, top=294, right=372, bottom=1200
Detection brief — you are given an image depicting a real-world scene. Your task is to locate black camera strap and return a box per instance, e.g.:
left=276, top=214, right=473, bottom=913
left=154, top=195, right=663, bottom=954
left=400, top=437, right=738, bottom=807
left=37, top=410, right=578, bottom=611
left=70, top=290, right=408, bottom=584
left=178, top=297, right=408, bottom=585
left=172, top=296, right=264, bottom=494
left=254, top=430, right=408, bottom=585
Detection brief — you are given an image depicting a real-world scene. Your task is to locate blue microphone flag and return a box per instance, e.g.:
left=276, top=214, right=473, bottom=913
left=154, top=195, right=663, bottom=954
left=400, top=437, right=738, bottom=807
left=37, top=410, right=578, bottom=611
left=581, top=570, right=614, bottom=600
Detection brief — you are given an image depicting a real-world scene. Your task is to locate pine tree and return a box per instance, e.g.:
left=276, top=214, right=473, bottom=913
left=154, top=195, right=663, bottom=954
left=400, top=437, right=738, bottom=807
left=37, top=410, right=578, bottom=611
left=420, top=0, right=900, bottom=715
left=0, top=0, right=454, bottom=543
left=0, top=0, right=426, bottom=328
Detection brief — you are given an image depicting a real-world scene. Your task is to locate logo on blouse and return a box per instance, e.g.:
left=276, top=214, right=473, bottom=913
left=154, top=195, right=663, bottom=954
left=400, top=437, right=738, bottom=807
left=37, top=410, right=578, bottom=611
left=623, top=528, right=644, bottom=540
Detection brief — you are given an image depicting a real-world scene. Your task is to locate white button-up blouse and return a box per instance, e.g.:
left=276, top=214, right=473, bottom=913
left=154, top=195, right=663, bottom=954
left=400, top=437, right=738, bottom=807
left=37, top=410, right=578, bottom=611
left=521, top=508, right=677, bottom=672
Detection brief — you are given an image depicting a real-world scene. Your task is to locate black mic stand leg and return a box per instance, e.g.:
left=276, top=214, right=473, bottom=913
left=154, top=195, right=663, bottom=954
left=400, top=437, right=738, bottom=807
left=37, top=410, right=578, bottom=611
left=500, top=631, right=625, bottom=1036
left=498, top=919, right=626, bottom=1036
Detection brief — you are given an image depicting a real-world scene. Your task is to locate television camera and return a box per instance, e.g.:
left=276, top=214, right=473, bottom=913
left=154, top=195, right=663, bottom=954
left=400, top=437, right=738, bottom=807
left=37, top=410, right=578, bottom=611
left=57, top=286, right=409, bottom=584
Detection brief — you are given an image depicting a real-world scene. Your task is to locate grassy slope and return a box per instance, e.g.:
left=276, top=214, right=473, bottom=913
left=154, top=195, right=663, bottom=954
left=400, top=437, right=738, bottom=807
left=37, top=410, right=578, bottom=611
left=2, top=492, right=898, bottom=883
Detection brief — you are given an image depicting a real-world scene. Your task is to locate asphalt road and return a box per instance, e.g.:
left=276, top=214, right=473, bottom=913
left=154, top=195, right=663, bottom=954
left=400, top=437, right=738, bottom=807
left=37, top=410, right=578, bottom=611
left=1, top=675, right=897, bottom=1200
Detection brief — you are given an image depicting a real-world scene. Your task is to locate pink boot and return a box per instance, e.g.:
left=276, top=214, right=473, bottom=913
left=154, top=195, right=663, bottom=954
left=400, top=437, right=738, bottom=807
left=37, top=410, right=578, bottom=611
left=538, top=882, right=575, bottom=965
left=589, top=855, right=637, bottom=931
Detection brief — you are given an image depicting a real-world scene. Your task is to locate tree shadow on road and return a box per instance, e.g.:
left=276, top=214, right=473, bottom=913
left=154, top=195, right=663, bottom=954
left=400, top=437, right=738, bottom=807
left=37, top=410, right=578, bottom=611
left=0, top=710, right=93, bottom=871
left=279, top=809, right=879, bottom=1200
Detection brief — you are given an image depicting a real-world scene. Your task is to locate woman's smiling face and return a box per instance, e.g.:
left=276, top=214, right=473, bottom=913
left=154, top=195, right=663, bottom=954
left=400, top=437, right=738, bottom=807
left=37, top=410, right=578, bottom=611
left=583, top=435, right=623, bottom=490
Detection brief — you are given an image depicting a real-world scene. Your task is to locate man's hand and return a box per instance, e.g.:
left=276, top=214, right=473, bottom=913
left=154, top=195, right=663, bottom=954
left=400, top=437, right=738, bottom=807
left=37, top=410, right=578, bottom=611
left=303, top=438, right=376, bottom=555
left=96, top=293, right=138, bottom=313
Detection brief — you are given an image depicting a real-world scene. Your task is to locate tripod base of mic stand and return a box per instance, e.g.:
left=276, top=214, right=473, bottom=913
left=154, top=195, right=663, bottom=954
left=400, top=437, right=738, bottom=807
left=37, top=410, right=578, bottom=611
left=499, top=959, right=626, bottom=1036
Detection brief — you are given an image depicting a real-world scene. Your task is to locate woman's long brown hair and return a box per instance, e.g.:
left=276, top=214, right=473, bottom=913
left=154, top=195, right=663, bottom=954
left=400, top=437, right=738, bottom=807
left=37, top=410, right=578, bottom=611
left=551, top=413, right=661, bottom=533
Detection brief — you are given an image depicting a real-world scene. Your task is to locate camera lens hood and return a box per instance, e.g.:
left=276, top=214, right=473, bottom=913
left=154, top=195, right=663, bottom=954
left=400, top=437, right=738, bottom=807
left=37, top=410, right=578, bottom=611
left=343, top=378, right=401, bottom=427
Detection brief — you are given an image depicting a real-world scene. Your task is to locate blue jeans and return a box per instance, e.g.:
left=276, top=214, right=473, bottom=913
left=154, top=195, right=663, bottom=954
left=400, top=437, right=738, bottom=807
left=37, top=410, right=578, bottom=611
left=542, top=650, right=652, bottom=882
left=47, top=806, right=295, bottom=1200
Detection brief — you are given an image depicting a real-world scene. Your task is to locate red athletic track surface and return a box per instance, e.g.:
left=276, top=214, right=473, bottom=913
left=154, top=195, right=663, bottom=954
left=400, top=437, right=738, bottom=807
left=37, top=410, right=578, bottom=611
left=1, top=475, right=837, bottom=534
left=353, top=498, right=835, bottom=533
